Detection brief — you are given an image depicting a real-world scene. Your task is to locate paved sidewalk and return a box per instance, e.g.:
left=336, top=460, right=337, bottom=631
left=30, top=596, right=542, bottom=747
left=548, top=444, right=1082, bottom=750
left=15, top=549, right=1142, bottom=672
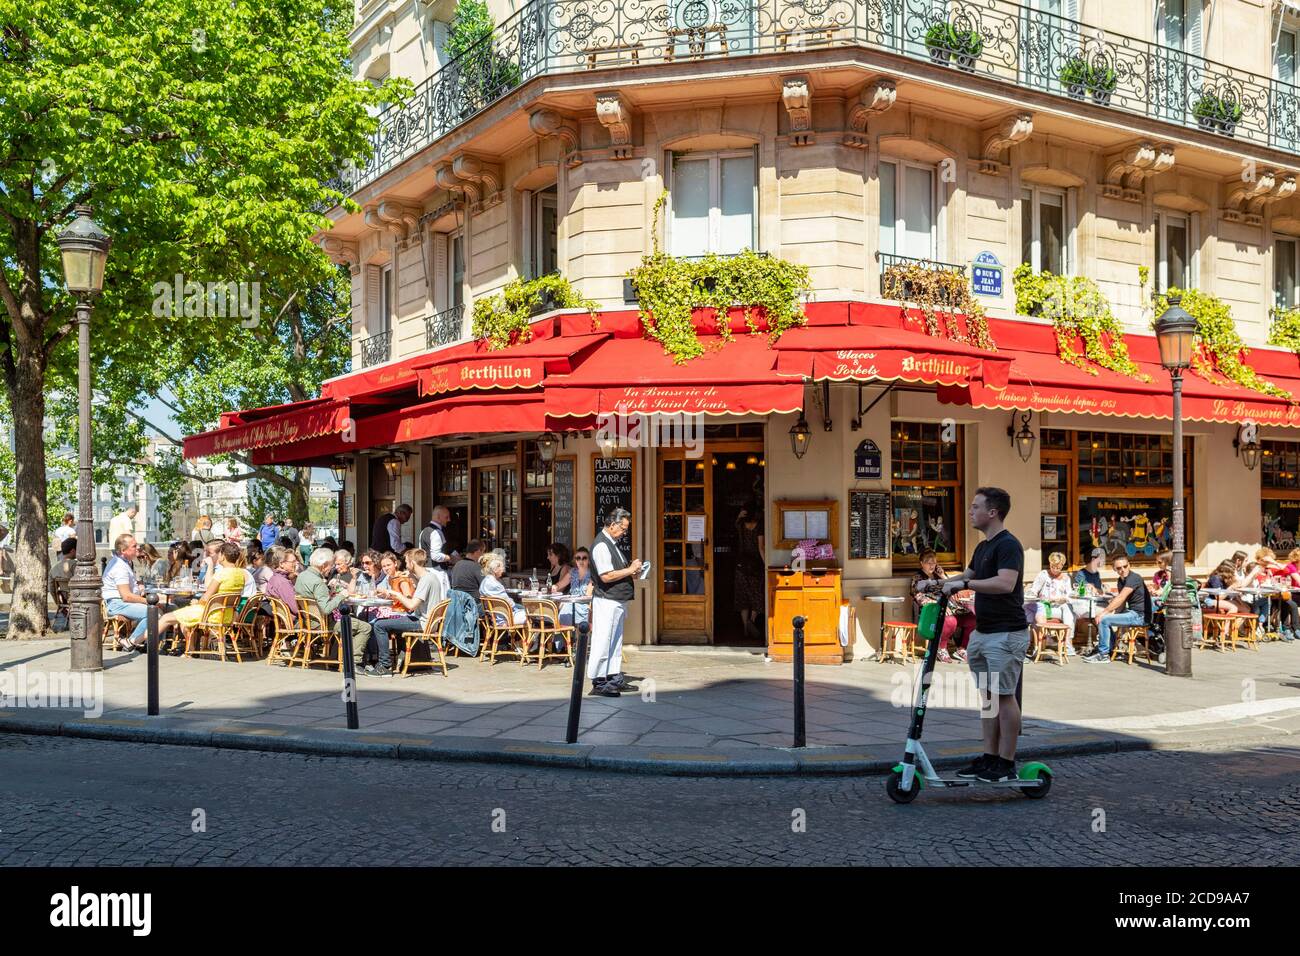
left=3, top=636, right=1300, bottom=772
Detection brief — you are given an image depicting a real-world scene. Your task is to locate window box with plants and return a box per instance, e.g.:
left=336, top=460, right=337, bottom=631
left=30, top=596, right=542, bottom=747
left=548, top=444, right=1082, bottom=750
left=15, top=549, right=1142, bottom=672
left=1090, top=64, right=1117, bottom=106
left=1059, top=56, right=1090, bottom=99
left=471, top=273, right=598, bottom=349
left=924, top=22, right=983, bottom=70
left=1193, top=91, right=1244, bottom=136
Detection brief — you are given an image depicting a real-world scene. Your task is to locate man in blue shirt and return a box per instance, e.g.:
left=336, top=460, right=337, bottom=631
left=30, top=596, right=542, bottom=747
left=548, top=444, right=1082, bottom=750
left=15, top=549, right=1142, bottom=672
left=258, top=514, right=280, bottom=551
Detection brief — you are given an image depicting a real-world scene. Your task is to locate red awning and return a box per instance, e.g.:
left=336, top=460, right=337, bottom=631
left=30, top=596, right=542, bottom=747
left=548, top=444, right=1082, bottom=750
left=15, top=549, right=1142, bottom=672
left=184, top=398, right=352, bottom=459
left=249, top=391, right=549, bottom=465
left=772, top=324, right=1011, bottom=390
left=544, top=334, right=805, bottom=417
left=415, top=332, right=607, bottom=397
left=938, top=318, right=1300, bottom=426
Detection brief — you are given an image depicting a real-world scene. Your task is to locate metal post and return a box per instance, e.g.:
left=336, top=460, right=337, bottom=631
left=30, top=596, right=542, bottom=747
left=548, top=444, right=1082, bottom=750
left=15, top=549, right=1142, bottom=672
left=339, top=611, right=360, bottom=729
left=565, top=620, right=591, bottom=744
left=1165, top=370, right=1194, bottom=678
left=69, top=298, right=103, bottom=672
left=792, top=615, right=806, bottom=748
left=146, top=592, right=160, bottom=716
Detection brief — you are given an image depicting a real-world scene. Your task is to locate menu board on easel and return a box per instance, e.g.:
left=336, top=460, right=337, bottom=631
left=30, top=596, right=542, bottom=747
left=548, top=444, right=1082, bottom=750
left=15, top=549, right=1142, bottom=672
left=592, top=454, right=635, bottom=562
left=849, top=491, right=890, bottom=559
left=552, top=456, right=575, bottom=551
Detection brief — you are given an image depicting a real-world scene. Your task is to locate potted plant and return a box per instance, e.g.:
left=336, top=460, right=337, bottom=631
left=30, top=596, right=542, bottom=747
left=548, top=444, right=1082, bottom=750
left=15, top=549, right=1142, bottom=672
left=1059, top=56, right=1089, bottom=99
left=924, top=22, right=953, bottom=65
left=1218, top=96, right=1243, bottom=137
left=1193, top=91, right=1219, bottom=132
left=1089, top=64, right=1117, bottom=106
left=951, top=28, right=984, bottom=72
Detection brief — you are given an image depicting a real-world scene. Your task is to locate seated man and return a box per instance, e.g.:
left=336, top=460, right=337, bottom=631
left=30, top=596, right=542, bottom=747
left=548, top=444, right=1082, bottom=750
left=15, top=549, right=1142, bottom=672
left=1084, top=555, right=1146, bottom=663
left=49, top=536, right=77, bottom=613
left=102, top=534, right=180, bottom=650
left=294, top=547, right=372, bottom=668
left=368, top=550, right=444, bottom=676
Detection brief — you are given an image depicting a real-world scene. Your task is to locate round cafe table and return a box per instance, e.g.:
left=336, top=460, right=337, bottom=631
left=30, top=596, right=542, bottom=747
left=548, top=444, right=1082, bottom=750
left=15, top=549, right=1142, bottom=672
left=864, top=594, right=906, bottom=656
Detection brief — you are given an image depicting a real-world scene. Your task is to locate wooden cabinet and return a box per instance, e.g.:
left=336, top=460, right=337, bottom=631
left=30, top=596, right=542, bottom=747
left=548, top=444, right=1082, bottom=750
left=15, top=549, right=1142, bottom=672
left=767, top=566, right=844, bottom=664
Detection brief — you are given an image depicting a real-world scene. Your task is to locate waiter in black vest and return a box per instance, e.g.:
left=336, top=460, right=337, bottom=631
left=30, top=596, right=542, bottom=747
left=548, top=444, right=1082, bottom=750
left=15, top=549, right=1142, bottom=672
left=371, top=504, right=412, bottom=555
left=589, top=507, right=641, bottom=697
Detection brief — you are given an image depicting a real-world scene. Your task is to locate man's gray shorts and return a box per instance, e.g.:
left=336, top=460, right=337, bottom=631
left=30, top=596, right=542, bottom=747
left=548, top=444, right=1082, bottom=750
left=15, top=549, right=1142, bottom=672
left=967, top=628, right=1030, bottom=696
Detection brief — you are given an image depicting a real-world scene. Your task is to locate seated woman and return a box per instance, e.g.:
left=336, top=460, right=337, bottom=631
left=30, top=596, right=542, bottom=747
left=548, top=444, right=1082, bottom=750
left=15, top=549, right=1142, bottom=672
left=1151, top=551, right=1172, bottom=592
left=171, top=541, right=245, bottom=651
left=371, top=552, right=414, bottom=620
left=1025, top=551, right=1077, bottom=656
left=560, top=547, right=595, bottom=630
left=479, top=552, right=526, bottom=626
left=332, top=549, right=358, bottom=589
left=546, top=542, right=573, bottom=593
left=1248, top=547, right=1299, bottom=641
left=1203, top=560, right=1250, bottom=615
left=910, top=549, right=975, bottom=664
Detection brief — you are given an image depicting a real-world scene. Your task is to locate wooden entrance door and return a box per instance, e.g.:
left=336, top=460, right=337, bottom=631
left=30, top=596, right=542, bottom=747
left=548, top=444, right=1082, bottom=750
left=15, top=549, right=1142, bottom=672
left=658, top=451, right=711, bottom=643
left=473, top=463, right=519, bottom=568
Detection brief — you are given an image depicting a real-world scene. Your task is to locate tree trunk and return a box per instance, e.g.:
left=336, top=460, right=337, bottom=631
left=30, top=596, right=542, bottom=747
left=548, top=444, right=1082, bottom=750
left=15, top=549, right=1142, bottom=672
left=7, top=339, right=49, bottom=638
left=288, top=467, right=311, bottom=525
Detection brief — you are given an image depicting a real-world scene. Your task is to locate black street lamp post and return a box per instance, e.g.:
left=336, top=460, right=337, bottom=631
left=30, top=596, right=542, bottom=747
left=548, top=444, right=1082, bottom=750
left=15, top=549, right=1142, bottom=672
left=58, top=205, right=112, bottom=672
left=1155, top=295, right=1196, bottom=679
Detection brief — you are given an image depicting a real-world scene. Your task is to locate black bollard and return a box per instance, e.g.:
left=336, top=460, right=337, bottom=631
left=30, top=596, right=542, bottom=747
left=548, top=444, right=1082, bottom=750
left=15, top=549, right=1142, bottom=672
left=339, top=611, right=360, bottom=730
left=565, top=620, right=591, bottom=745
left=792, top=615, right=807, bottom=748
left=146, top=592, right=160, bottom=717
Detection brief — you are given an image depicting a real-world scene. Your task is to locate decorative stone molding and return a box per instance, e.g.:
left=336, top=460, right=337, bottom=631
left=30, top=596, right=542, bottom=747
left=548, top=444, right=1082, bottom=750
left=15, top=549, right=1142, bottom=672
left=1224, top=170, right=1297, bottom=225
left=979, top=113, right=1033, bottom=175
left=844, top=77, right=896, bottom=149
left=529, top=109, right=582, bottom=167
left=595, top=91, right=634, bottom=159
left=1101, top=143, right=1175, bottom=202
left=435, top=162, right=479, bottom=204
left=374, top=201, right=422, bottom=248
left=453, top=154, right=503, bottom=208
left=318, top=237, right=360, bottom=272
left=782, top=75, right=813, bottom=146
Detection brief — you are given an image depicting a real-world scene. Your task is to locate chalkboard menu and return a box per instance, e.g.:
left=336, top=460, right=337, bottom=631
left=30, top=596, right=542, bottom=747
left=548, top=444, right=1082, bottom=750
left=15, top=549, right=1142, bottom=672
left=850, top=491, right=891, bottom=559
left=593, top=455, right=635, bottom=562
left=552, top=457, right=575, bottom=551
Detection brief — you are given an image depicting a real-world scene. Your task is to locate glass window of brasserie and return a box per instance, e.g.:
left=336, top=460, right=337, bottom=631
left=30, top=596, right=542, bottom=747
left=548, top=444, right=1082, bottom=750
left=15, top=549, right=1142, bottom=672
left=890, top=421, right=962, bottom=567
left=1262, top=440, right=1300, bottom=551
left=1073, top=430, right=1192, bottom=565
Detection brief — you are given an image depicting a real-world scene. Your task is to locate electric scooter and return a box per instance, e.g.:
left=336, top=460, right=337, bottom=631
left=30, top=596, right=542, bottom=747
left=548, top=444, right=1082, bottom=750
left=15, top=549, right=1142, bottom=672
left=885, top=587, right=1053, bottom=803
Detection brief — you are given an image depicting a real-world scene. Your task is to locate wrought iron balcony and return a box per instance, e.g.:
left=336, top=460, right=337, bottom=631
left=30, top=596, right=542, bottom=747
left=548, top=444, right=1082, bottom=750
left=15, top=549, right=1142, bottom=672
left=329, top=0, right=1300, bottom=200
left=359, top=330, right=392, bottom=368
left=425, top=304, right=466, bottom=349
left=877, top=252, right=967, bottom=303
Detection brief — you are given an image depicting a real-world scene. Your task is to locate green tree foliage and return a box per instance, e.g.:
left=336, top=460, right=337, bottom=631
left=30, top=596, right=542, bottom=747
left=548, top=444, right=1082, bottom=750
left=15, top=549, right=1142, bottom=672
left=0, top=0, right=399, bottom=636
left=446, top=0, right=495, bottom=61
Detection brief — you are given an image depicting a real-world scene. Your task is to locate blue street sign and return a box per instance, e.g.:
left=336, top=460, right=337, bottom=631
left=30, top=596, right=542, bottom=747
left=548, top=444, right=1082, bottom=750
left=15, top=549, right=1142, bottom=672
left=971, top=250, right=1003, bottom=297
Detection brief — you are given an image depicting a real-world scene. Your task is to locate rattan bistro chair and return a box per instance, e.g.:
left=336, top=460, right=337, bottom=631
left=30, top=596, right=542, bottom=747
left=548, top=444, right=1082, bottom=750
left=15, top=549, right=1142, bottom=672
left=296, top=596, right=342, bottom=671
left=186, top=593, right=244, bottom=661
left=400, top=599, right=450, bottom=677
left=525, top=598, right=575, bottom=670
left=481, top=596, right=530, bottom=666
left=265, top=596, right=307, bottom=666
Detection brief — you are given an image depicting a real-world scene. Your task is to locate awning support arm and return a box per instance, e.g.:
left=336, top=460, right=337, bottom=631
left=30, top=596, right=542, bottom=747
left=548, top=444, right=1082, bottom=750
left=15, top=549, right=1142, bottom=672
left=851, top=383, right=894, bottom=430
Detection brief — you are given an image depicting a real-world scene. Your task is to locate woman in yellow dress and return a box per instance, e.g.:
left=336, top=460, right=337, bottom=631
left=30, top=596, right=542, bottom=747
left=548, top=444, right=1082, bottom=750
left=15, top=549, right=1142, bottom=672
left=173, top=541, right=245, bottom=644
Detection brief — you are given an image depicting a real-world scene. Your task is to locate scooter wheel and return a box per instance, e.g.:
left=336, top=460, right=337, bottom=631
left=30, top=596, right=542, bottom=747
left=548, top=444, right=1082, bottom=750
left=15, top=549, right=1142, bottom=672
left=1020, top=770, right=1052, bottom=800
left=886, top=770, right=920, bottom=804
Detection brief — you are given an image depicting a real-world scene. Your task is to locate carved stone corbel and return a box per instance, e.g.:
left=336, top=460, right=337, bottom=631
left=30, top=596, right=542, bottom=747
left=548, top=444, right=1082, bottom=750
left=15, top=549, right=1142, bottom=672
left=979, top=113, right=1032, bottom=175
left=781, top=75, right=813, bottom=146
left=453, top=154, right=503, bottom=209
left=375, top=201, right=422, bottom=248
left=1101, top=143, right=1175, bottom=202
left=1244, top=171, right=1296, bottom=226
left=595, top=91, right=634, bottom=159
left=435, top=162, right=480, bottom=205
left=318, top=237, right=360, bottom=272
left=843, top=77, right=896, bottom=148
left=529, top=109, right=582, bottom=167
left=1223, top=169, right=1277, bottom=224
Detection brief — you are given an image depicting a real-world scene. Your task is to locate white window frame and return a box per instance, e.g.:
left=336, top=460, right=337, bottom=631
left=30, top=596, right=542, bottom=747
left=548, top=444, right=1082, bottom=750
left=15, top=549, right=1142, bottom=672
left=449, top=229, right=464, bottom=310
left=1155, top=211, right=1197, bottom=292
left=878, top=156, right=941, bottom=262
left=1021, top=184, right=1072, bottom=275
left=376, top=263, right=393, bottom=335
left=667, top=148, right=758, bottom=258
left=533, top=186, right=558, bottom=279
left=1277, top=23, right=1298, bottom=82
left=1275, top=235, right=1300, bottom=310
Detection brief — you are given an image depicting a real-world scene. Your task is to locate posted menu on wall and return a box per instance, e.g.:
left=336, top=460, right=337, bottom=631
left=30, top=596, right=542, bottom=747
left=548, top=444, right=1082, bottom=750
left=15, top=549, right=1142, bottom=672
left=593, top=456, right=634, bottom=562
left=850, top=491, right=890, bottom=559
left=552, top=457, right=575, bottom=553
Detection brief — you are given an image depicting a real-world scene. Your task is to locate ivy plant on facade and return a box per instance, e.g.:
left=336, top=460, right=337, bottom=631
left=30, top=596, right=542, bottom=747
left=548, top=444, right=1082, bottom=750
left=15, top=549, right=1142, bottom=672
left=1268, top=307, right=1300, bottom=353
left=1013, top=264, right=1146, bottom=380
left=1152, top=287, right=1291, bottom=399
left=471, top=273, right=598, bottom=350
left=881, top=263, right=996, bottom=351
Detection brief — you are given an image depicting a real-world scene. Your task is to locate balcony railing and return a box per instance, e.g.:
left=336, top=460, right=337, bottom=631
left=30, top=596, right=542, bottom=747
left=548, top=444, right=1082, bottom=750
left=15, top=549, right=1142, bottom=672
left=425, top=304, right=466, bottom=349
left=327, top=0, right=1300, bottom=200
left=359, top=330, right=392, bottom=368
left=877, top=252, right=967, bottom=303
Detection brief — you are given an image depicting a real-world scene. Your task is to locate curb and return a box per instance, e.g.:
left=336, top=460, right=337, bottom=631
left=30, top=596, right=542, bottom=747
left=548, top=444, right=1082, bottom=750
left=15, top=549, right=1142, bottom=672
left=2, top=707, right=1296, bottom=775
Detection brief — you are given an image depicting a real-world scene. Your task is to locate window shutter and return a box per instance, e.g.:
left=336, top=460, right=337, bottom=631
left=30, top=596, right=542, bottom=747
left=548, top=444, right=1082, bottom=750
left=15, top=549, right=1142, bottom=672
left=432, top=233, right=449, bottom=313
left=1187, top=0, right=1202, bottom=57
left=365, top=264, right=381, bottom=333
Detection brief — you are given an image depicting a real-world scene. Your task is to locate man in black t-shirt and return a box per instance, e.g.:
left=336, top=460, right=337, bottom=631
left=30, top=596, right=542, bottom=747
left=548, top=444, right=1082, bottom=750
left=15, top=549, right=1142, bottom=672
left=1085, top=555, right=1147, bottom=663
left=941, top=487, right=1027, bottom=783
left=449, top=539, right=486, bottom=596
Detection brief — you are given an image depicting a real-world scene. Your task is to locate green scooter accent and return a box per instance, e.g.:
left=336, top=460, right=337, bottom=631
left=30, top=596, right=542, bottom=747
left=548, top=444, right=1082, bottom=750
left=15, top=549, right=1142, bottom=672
left=891, top=763, right=924, bottom=789
left=1018, top=761, right=1051, bottom=780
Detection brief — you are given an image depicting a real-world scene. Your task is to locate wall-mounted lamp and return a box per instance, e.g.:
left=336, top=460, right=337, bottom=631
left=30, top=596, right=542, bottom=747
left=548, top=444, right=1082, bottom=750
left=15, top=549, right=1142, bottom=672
left=537, top=432, right=561, bottom=463
left=1234, top=430, right=1261, bottom=471
left=381, top=451, right=408, bottom=480
left=789, top=413, right=812, bottom=460
left=328, top=460, right=347, bottom=485
left=1007, top=411, right=1036, bottom=463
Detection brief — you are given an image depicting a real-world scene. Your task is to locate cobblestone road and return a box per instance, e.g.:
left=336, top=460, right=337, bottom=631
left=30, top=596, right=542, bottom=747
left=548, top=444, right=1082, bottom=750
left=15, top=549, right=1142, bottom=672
left=2, top=734, right=1298, bottom=866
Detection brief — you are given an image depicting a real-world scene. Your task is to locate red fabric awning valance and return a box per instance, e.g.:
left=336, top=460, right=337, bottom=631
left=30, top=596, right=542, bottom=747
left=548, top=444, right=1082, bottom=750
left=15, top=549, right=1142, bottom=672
left=772, top=325, right=1011, bottom=390
left=415, top=332, right=608, bottom=397
left=184, top=399, right=352, bottom=459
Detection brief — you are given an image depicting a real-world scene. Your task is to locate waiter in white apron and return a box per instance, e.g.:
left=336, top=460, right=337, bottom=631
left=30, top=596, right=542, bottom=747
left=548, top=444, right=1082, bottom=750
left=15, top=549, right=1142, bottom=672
left=589, top=507, right=641, bottom=697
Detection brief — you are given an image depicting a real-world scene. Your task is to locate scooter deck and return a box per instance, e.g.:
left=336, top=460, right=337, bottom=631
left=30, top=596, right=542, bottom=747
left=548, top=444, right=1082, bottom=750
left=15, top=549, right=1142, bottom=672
left=921, top=776, right=1047, bottom=789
